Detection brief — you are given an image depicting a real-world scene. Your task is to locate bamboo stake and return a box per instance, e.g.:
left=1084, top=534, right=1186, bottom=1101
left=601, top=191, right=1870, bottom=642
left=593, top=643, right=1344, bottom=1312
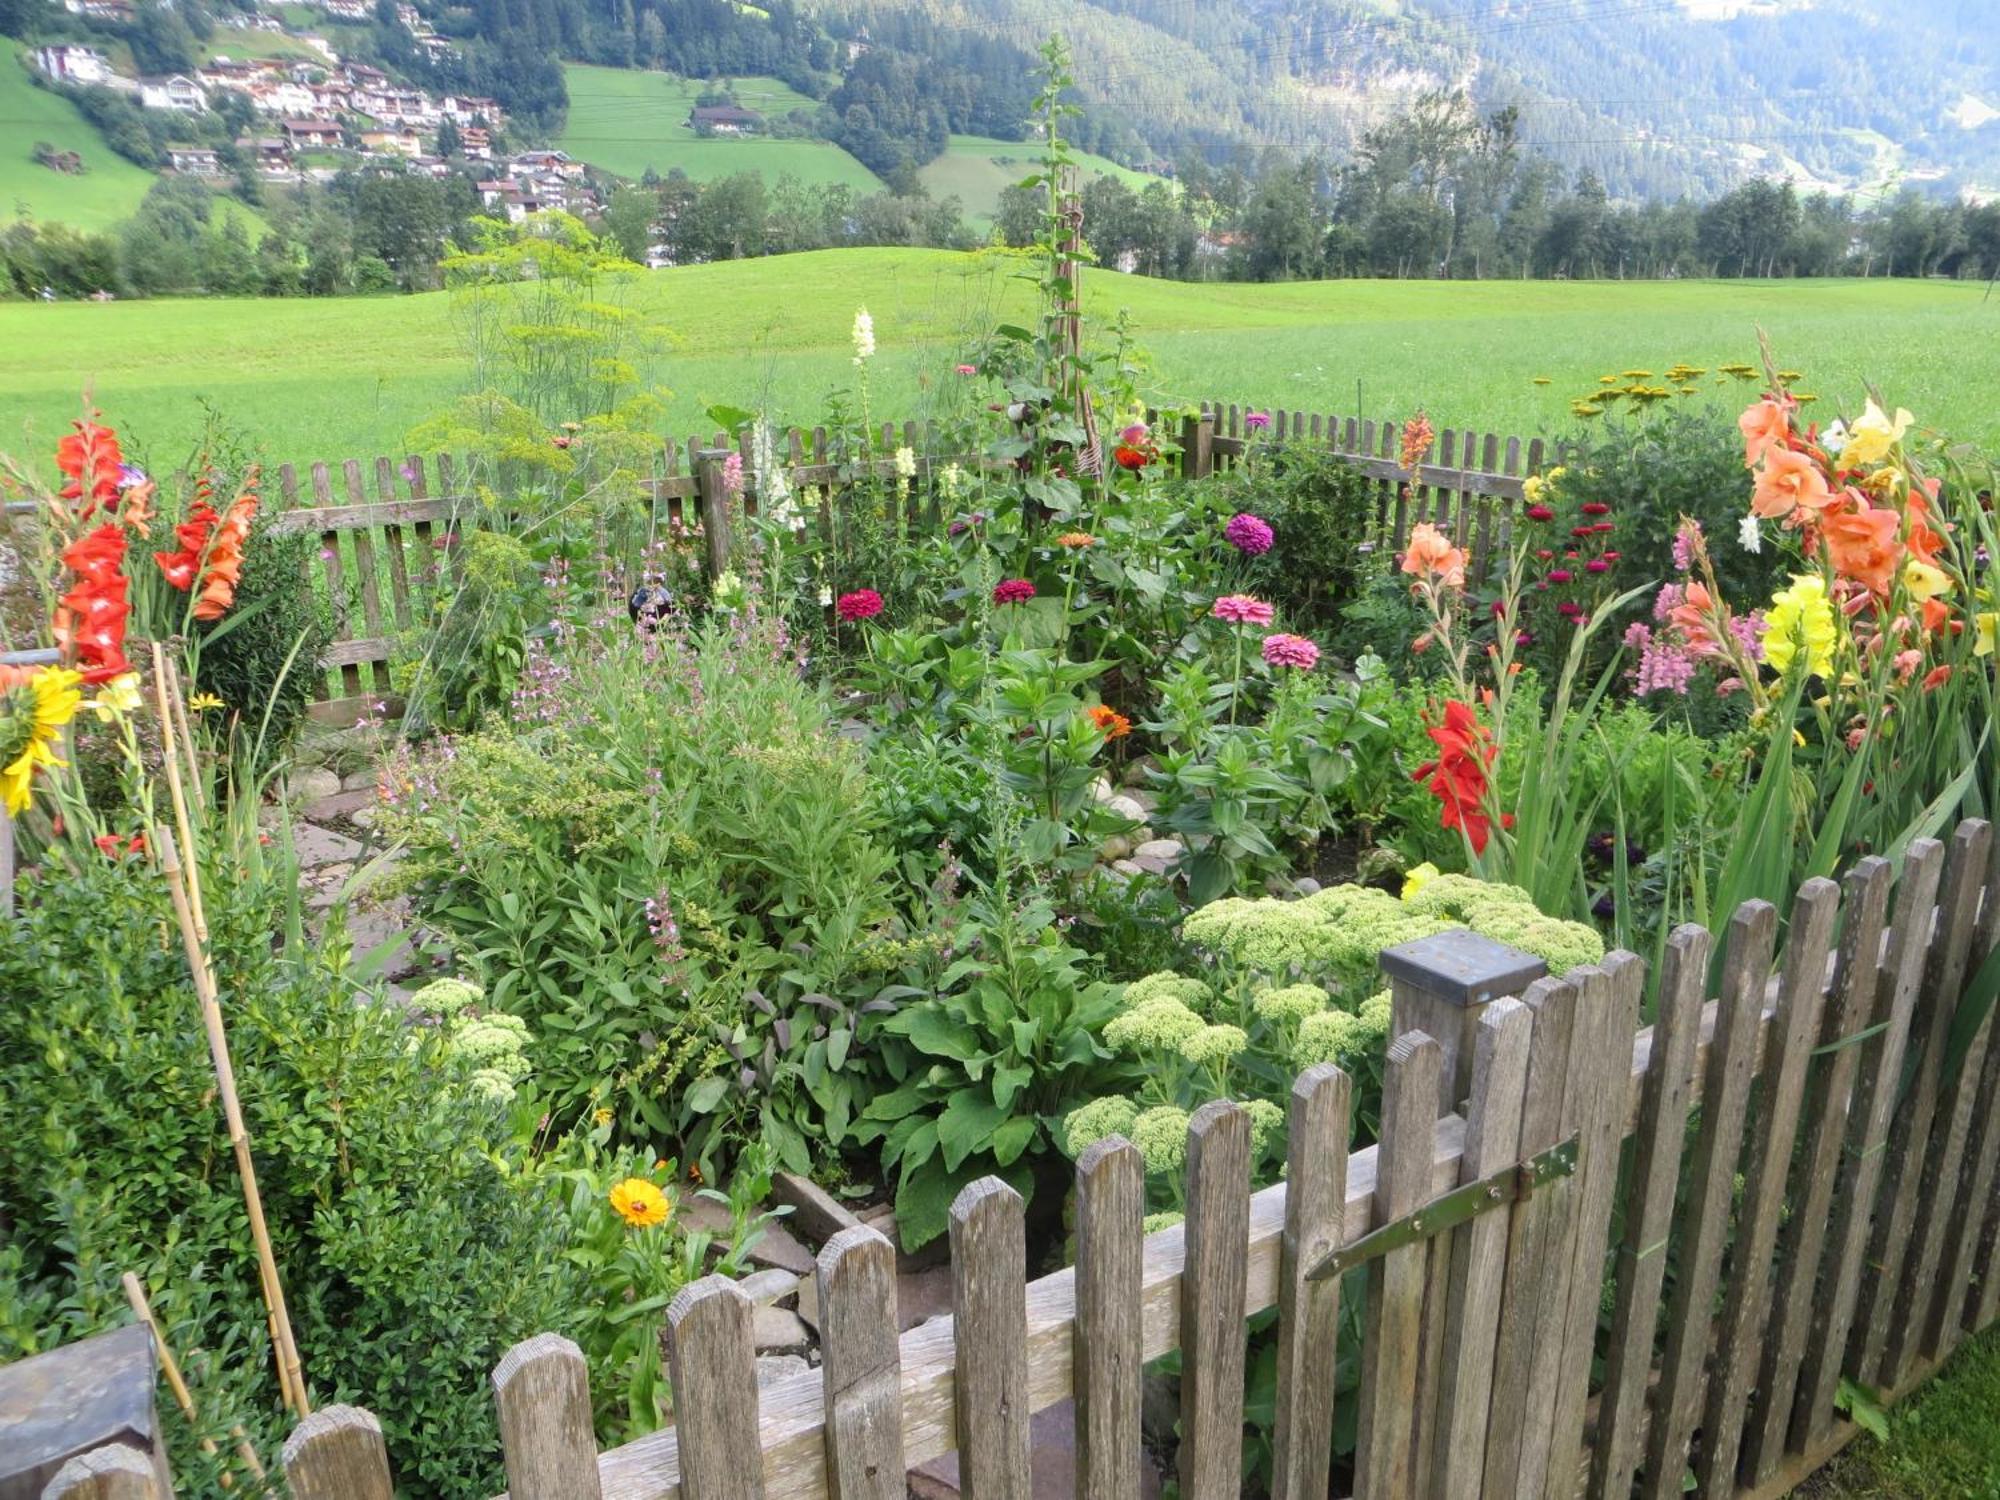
left=154, top=825, right=311, bottom=1417
left=150, top=643, right=208, bottom=943
left=162, top=651, right=207, bottom=818
left=122, top=1271, right=267, bottom=1485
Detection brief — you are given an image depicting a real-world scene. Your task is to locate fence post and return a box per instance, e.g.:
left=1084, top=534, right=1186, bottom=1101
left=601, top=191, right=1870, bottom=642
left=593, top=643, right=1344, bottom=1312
left=1379, top=930, right=1548, bottom=1114
left=491, top=1333, right=602, bottom=1500
left=37, top=1446, right=163, bottom=1500
left=1179, top=412, right=1214, bottom=481
left=281, top=1405, right=394, bottom=1500
left=697, top=449, right=733, bottom=581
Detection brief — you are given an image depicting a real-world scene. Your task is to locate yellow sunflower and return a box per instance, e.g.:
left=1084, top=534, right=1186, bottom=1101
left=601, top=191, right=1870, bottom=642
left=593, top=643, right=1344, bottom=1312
left=608, top=1176, right=671, bottom=1229
left=0, top=666, right=83, bottom=816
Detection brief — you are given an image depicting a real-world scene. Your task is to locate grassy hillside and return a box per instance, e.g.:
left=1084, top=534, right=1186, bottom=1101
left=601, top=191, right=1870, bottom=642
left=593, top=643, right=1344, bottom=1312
left=2, top=248, right=1995, bottom=468
left=557, top=63, right=882, bottom=190
left=919, top=135, right=1165, bottom=226
left=0, top=50, right=160, bottom=230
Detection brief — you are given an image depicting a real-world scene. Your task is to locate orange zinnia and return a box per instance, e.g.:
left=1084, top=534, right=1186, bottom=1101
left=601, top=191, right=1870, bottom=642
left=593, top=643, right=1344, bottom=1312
left=1738, top=399, right=1790, bottom=468
left=1401, top=522, right=1466, bottom=589
left=1822, top=506, right=1904, bottom=596
left=1750, top=448, right=1834, bottom=521
left=1087, top=704, right=1132, bottom=739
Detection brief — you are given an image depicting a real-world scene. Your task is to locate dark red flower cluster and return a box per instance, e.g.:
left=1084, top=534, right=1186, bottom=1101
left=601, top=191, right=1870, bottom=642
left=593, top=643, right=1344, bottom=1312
left=1413, top=701, right=1509, bottom=854
left=836, top=588, right=884, bottom=622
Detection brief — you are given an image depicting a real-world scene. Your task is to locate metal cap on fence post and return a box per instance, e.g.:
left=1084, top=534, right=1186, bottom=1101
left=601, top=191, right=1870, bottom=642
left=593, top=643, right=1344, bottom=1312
left=1378, top=930, right=1547, bottom=1114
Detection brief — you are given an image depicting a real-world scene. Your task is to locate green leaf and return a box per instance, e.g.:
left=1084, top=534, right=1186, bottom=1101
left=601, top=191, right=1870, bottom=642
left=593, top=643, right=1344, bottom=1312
left=989, top=1115, right=1038, bottom=1166
left=893, top=1007, right=983, bottom=1062
left=684, top=1075, right=729, bottom=1114
left=936, top=1091, right=1011, bottom=1171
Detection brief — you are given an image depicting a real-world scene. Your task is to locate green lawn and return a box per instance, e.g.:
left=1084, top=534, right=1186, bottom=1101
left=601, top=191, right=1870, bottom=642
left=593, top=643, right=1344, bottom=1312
left=1793, top=1324, right=2000, bottom=1497
left=556, top=63, right=882, bottom=191
left=205, top=30, right=332, bottom=64
left=0, top=49, right=161, bottom=230
left=2, top=249, right=1995, bottom=473
left=919, top=134, right=1165, bottom=226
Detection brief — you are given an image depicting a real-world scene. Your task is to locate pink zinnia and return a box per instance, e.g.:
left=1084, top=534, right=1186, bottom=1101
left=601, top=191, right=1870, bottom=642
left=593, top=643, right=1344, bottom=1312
left=836, top=588, right=884, bottom=621
left=1224, top=512, right=1275, bottom=555
left=1261, top=633, right=1319, bottom=668
left=1119, top=422, right=1149, bottom=446
left=1212, top=594, right=1274, bottom=626
left=955, top=363, right=977, bottom=376
left=1548, top=569, right=1574, bottom=584
left=993, top=578, right=1036, bottom=605
left=1244, top=411, right=1271, bottom=431
left=1526, top=504, right=1556, bottom=522
left=1586, top=559, right=1610, bottom=574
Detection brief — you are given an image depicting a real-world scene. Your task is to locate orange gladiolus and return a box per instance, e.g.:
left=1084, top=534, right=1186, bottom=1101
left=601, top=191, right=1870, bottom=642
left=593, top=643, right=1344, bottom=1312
left=1751, top=448, right=1835, bottom=520
left=1401, top=522, right=1467, bottom=589
left=1822, top=506, right=1904, bottom=597
left=1738, top=399, right=1790, bottom=468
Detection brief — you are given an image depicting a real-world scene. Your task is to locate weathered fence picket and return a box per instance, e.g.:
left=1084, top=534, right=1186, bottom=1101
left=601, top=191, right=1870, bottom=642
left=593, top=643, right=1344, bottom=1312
left=14, top=822, right=2000, bottom=1500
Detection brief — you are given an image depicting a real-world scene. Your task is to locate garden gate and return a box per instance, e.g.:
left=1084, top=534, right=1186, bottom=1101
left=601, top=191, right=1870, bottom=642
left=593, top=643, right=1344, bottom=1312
left=39, top=820, right=2000, bottom=1500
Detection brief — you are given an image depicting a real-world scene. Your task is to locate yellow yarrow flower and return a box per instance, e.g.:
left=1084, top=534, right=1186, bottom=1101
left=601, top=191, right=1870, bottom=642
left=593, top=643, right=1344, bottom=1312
left=88, top=672, right=144, bottom=724
left=608, top=1177, right=671, bottom=1229
left=1838, top=399, right=1913, bottom=468
left=1761, top=575, right=1837, bottom=679
left=0, top=667, right=83, bottom=816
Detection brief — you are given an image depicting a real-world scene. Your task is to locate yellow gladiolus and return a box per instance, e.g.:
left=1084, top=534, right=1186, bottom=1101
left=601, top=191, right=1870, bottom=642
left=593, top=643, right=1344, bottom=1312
left=1838, top=399, right=1913, bottom=468
left=87, top=672, right=144, bottom=724
left=1903, top=559, right=1952, bottom=603
left=1976, top=613, right=1997, bottom=659
left=1762, top=575, right=1837, bottom=679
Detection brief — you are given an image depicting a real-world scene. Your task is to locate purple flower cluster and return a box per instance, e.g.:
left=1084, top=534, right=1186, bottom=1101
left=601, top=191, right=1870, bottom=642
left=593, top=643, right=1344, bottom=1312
left=1624, top=623, right=1696, bottom=696
left=1671, top=520, right=1702, bottom=573
left=1225, top=512, right=1276, bottom=556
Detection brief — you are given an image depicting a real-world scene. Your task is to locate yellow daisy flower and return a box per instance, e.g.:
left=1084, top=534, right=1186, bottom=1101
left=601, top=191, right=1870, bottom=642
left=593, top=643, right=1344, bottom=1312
left=608, top=1177, right=671, bottom=1229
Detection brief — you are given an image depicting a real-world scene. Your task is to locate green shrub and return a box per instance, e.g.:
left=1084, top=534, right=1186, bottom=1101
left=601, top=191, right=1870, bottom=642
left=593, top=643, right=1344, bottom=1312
left=0, top=858, right=578, bottom=1498
left=1232, top=444, right=1380, bottom=633
left=191, top=510, right=336, bottom=753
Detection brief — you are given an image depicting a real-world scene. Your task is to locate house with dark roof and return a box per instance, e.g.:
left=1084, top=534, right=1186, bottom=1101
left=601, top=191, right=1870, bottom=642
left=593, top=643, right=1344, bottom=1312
left=687, top=104, right=764, bottom=135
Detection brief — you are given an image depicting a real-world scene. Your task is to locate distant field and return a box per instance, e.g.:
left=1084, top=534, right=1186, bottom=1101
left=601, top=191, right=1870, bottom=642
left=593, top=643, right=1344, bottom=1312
left=2, top=250, right=1995, bottom=472
left=205, top=29, right=328, bottom=63
left=920, top=135, right=1165, bottom=225
left=557, top=63, right=882, bottom=191
left=0, top=50, right=160, bottom=230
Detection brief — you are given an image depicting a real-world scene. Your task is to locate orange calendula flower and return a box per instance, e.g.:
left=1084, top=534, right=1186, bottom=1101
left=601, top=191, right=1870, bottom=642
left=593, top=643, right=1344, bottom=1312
left=608, top=1177, right=671, bottom=1229
left=1087, top=704, right=1132, bottom=739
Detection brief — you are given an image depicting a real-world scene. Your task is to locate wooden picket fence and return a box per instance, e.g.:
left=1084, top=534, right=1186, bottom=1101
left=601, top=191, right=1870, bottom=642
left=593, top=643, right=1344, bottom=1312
left=40, top=819, right=2000, bottom=1500
left=269, top=403, right=1538, bottom=728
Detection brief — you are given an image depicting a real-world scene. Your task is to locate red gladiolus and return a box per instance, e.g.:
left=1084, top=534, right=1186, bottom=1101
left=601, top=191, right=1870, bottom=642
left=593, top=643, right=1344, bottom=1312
left=54, top=524, right=133, bottom=683
left=56, top=420, right=123, bottom=519
left=1412, top=700, right=1501, bottom=854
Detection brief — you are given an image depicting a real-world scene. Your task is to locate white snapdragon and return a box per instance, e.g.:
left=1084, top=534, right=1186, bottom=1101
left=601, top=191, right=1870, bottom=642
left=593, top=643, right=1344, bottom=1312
left=851, top=307, right=875, bottom=363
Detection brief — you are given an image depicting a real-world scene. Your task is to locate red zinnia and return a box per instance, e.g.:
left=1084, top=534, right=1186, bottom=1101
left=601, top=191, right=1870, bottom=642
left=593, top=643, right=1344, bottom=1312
left=1112, top=444, right=1149, bottom=471
left=993, top=578, right=1036, bottom=605
left=836, top=589, right=884, bottom=622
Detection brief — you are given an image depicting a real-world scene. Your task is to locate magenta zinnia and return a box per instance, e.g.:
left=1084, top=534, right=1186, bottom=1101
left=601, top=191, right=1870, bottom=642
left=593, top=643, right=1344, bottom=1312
left=993, top=578, right=1036, bottom=605
left=1211, top=594, right=1274, bottom=626
left=1224, top=513, right=1275, bottom=555
left=836, top=589, right=884, bottom=621
left=1262, top=633, right=1319, bottom=669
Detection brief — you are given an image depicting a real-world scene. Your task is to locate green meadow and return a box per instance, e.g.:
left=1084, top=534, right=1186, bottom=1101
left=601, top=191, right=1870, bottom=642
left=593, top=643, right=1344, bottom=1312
left=918, top=135, right=1165, bottom=225
left=1, top=49, right=160, bottom=230
left=556, top=63, right=882, bottom=190
left=3, top=248, right=1995, bottom=471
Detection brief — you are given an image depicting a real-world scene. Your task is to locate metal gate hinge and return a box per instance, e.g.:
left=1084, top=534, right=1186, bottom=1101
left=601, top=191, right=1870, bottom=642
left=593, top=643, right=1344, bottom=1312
left=1305, top=1133, right=1580, bottom=1282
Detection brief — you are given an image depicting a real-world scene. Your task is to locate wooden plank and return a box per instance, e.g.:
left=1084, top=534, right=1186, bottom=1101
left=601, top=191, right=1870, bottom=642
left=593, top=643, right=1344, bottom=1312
left=1745, top=860, right=1893, bottom=1484
left=950, top=1178, right=1029, bottom=1500
left=374, top=458, right=415, bottom=632
left=1272, top=1065, right=1352, bottom=1500
left=667, top=1278, right=765, bottom=1500
left=815, top=1228, right=903, bottom=1500
left=1482, top=976, right=1579, bottom=1497
left=1432, top=999, right=1532, bottom=1500
left=1592, top=926, right=1712, bottom=1500
left=1074, top=1138, right=1143, bottom=1500
left=1357, top=1031, right=1444, bottom=1500
left=1180, top=1100, right=1250, bottom=1500
left=1793, top=840, right=1947, bottom=1448
left=284, top=1404, right=395, bottom=1500
left=1543, top=957, right=1645, bottom=1500
left=279, top=461, right=300, bottom=506
left=1883, top=819, right=1996, bottom=1378
left=39, top=1446, right=161, bottom=1500
left=1854, top=820, right=1992, bottom=1385
left=1638, top=900, right=1779, bottom=1500
left=271, top=497, right=462, bottom=532
left=341, top=460, right=387, bottom=696
left=1957, top=829, right=2000, bottom=1337
left=1699, top=879, right=1842, bottom=1494
left=305, top=694, right=405, bottom=729
left=493, top=1333, right=603, bottom=1500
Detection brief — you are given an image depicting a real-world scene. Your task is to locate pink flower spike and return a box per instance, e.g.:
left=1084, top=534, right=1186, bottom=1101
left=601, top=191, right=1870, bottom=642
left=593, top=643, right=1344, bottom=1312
left=1212, top=594, right=1274, bottom=626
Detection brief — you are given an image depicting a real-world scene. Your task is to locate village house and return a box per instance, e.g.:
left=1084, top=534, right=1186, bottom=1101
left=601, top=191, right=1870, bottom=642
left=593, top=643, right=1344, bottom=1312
left=314, top=0, right=371, bottom=18
left=237, top=135, right=295, bottom=175
left=358, top=126, right=422, bottom=158
left=165, top=145, right=224, bottom=176
left=687, top=104, right=763, bottom=135
left=459, top=125, right=492, bottom=160
left=137, top=74, right=208, bottom=112
left=441, top=94, right=503, bottom=128
left=507, top=149, right=583, bottom=181
left=280, top=117, right=345, bottom=149
left=62, top=0, right=134, bottom=20
left=32, top=44, right=112, bottom=85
